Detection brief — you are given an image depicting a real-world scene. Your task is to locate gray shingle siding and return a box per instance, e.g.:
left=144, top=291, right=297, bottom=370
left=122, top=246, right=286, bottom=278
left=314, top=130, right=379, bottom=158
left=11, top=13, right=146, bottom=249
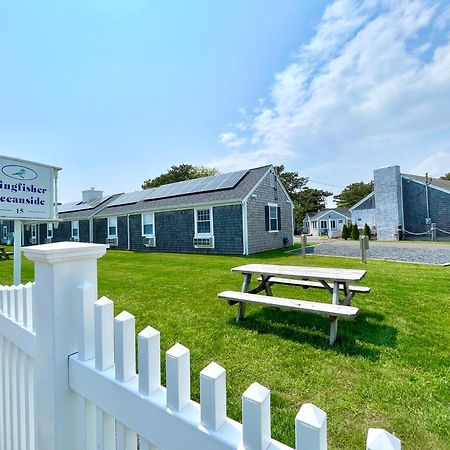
left=353, top=195, right=375, bottom=210
left=374, top=166, right=403, bottom=240
left=402, top=178, right=450, bottom=240
left=127, top=206, right=243, bottom=254
left=247, top=172, right=293, bottom=254
left=94, top=218, right=107, bottom=244
left=117, top=216, right=128, bottom=249
left=80, top=220, right=90, bottom=243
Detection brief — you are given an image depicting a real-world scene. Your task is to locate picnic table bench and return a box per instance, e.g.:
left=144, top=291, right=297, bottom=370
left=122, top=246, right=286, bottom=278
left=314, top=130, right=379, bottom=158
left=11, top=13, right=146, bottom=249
left=0, top=247, right=13, bottom=260
left=218, top=263, right=369, bottom=345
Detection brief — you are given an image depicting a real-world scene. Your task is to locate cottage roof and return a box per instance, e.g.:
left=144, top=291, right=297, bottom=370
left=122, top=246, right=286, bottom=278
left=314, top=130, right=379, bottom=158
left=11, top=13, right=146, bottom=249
left=59, top=165, right=272, bottom=219
left=402, top=174, right=450, bottom=193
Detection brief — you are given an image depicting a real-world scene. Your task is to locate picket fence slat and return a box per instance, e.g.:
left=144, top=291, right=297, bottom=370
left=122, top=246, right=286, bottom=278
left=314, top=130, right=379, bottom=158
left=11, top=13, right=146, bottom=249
left=138, top=326, right=161, bottom=396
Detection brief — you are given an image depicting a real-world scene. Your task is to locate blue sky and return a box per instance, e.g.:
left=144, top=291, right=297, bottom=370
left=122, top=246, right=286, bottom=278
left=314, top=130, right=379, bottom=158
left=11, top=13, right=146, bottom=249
left=1, top=0, right=449, bottom=203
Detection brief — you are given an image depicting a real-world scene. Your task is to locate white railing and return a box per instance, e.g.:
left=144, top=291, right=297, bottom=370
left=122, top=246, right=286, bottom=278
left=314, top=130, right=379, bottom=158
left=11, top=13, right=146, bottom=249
left=0, top=242, right=402, bottom=450
left=0, top=282, right=36, bottom=450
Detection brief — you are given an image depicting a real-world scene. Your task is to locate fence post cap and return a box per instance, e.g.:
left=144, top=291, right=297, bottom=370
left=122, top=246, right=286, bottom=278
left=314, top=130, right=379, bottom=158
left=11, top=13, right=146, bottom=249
left=138, top=325, right=160, bottom=339
left=367, top=428, right=401, bottom=450
left=296, top=403, right=326, bottom=428
left=167, top=342, right=189, bottom=358
left=23, top=242, right=107, bottom=264
left=243, top=382, right=270, bottom=403
left=200, top=362, right=225, bottom=379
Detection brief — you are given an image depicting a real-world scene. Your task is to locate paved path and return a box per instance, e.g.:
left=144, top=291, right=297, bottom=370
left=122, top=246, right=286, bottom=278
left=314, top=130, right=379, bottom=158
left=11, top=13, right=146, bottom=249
left=296, top=238, right=450, bottom=265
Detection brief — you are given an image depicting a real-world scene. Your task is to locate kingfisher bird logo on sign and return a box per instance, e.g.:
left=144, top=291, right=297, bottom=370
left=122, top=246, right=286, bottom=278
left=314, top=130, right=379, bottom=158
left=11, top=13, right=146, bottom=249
left=2, top=165, right=38, bottom=181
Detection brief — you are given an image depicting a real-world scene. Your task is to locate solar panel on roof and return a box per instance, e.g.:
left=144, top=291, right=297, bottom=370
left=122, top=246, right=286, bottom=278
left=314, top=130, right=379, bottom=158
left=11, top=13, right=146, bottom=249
left=106, top=169, right=248, bottom=208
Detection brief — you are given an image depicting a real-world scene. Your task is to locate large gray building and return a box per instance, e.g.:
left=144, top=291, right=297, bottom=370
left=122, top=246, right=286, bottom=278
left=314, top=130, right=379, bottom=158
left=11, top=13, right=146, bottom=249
left=350, top=165, right=450, bottom=240
left=23, top=165, right=294, bottom=255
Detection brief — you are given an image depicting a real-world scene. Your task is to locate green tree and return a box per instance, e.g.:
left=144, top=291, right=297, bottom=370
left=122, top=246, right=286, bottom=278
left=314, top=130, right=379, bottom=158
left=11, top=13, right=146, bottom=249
left=351, top=223, right=360, bottom=240
left=142, top=164, right=218, bottom=189
left=334, top=181, right=373, bottom=208
left=275, top=165, right=332, bottom=226
left=363, top=223, right=371, bottom=238
left=440, top=172, right=450, bottom=181
left=341, top=223, right=350, bottom=240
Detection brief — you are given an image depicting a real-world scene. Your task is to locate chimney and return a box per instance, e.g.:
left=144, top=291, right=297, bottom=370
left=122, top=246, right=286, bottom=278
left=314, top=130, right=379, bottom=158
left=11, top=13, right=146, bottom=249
left=82, top=187, right=103, bottom=203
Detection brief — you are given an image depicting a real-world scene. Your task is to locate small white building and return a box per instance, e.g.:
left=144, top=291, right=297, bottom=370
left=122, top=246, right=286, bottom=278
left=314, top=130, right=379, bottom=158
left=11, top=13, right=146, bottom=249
left=303, top=208, right=351, bottom=238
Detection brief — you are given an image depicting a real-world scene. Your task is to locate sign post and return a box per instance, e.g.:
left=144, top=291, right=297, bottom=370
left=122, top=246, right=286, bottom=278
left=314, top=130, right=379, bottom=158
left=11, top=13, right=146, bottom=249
left=0, top=155, right=61, bottom=285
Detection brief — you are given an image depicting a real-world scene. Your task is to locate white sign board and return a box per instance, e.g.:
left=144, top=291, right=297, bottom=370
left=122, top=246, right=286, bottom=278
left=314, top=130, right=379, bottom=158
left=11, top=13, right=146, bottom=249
left=0, top=155, right=60, bottom=221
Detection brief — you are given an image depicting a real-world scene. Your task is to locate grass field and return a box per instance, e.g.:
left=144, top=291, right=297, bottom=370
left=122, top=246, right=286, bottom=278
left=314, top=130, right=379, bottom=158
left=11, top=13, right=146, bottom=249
left=1, top=246, right=449, bottom=449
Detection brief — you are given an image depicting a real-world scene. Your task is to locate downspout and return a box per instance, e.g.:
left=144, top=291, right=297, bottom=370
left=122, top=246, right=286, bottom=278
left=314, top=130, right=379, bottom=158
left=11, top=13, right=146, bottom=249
left=89, top=218, right=94, bottom=243
left=242, top=200, right=249, bottom=256
left=127, top=214, right=130, bottom=250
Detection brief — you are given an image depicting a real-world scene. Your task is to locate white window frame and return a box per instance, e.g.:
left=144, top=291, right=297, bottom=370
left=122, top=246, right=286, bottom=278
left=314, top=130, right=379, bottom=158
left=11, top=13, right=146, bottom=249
left=71, top=220, right=79, bottom=239
left=320, top=220, right=327, bottom=229
left=142, top=212, right=155, bottom=237
left=311, top=221, right=317, bottom=230
left=31, top=225, right=37, bottom=238
left=330, top=219, right=336, bottom=230
left=268, top=203, right=279, bottom=232
left=107, top=217, right=118, bottom=238
left=194, top=207, right=213, bottom=237
left=47, top=223, right=53, bottom=238
left=338, top=219, right=343, bottom=224
left=2, top=226, right=7, bottom=239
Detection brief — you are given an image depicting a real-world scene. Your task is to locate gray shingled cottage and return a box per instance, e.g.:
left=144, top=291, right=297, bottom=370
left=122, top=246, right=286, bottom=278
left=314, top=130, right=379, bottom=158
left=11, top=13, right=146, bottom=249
left=24, top=165, right=294, bottom=255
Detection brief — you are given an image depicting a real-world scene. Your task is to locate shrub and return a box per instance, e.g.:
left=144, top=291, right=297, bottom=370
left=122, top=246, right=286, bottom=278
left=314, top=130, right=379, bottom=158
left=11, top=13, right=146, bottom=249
left=363, top=223, right=371, bottom=238
left=341, top=224, right=350, bottom=240
left=351, top=223, right=360, bottom=240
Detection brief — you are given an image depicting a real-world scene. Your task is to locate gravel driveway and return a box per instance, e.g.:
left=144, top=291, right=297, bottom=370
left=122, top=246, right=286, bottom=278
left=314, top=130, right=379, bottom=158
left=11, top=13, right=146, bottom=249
left=306, top=239, right=450, bottom=265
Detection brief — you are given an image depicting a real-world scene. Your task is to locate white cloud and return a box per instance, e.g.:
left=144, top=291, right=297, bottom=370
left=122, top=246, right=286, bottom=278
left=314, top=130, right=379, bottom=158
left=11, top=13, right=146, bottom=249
left=216, top=0, right=450, bottom=181
left=218, top=132, right=247, bottom=148
left=407, top=149, right=450, bottom=178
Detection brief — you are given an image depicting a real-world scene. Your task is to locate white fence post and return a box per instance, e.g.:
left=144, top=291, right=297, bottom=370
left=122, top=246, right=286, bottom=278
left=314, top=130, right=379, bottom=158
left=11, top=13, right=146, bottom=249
left=295, top=403, right=327, bottom=450
left=200, top=362, right=226, bottom=431
left=366, top=428, right=401, bottom=450
left=23, top=242, right=107, bottom=450
left=242, top=382, right=271, bottom=450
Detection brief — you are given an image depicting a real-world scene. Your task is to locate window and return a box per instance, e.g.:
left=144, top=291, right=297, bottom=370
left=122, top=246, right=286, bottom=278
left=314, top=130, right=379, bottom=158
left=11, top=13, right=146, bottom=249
left=338, top=219, right=343, bottom=224
left=266, top=203, right=280, bottom=232
left=47, top=223, right=53, bottom=238
left=142, top=213, right=154, bottom=237
left=107, top=217, right=117, bottom=238
left=195, top=208, right=213, bottom=236
left=2, top=226, right=6, bottom=239
left=31, top=225, right=37, bottom=238
left=330, top=220, right=336, bottom=229
left=311, top=221, right=317, bottom=230
left=71, top=220, right=79, bottom=239
left=320, top=220, right=327, bottom=229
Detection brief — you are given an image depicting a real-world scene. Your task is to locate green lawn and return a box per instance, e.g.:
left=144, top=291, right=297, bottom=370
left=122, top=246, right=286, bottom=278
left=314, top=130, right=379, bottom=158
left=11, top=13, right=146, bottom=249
left=2, top=246, right=449, bottom=449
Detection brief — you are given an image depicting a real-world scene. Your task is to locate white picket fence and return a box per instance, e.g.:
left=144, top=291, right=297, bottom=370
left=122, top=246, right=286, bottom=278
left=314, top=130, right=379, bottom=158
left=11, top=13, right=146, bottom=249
left=0, top=242, right=402, bottom=450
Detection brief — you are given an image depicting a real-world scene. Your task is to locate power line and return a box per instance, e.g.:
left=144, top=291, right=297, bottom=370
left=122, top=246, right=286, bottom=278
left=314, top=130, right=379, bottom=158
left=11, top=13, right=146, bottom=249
left=308, top=179, right=345, bottom=189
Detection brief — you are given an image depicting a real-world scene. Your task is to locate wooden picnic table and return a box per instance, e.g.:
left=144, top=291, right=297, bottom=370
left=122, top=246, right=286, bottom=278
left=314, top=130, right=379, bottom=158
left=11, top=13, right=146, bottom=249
left=218, top=263, right=369, bottom=345
left=0, top=247, right=13, bottom=260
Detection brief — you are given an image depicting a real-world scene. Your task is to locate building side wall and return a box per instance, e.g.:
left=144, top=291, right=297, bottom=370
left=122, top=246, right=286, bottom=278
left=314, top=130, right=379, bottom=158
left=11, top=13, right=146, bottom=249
left=52, top=221, right=71, bottom=243
left=351, top=209, right=376, bottom=231
left=246, top=173, right=293, bottom=254
left=374, top=166, right=403, bottom=240
left=128, top=206, right=243, bottom=254
left=402, top=178, right=450, bottom=240
left=353, top=195, right=375, bottom=211
left=117, top=216, right=128, bottom=249
left=79, top=220, right=90, bottom=243
left=93, top=218, right=107, bottom=244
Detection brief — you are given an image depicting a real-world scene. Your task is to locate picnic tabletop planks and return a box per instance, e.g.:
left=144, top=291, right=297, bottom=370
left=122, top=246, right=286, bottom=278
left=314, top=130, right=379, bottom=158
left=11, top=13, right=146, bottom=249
left=232, top=263, right=366, bottom=283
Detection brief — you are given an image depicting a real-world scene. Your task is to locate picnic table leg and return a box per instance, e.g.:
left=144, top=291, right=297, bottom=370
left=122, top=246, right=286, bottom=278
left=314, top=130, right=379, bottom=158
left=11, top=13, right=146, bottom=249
left=262, top=276, right=273, bottom=296
left=329, top=282, right=339, bottom=345
left=236, top=274, right=252, bottom=322
left=341, top=282, right=354, bottom=306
